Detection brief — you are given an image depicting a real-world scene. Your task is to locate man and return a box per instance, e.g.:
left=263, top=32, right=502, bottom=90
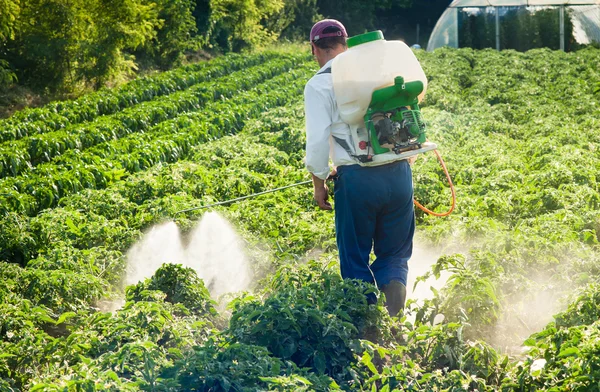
left=304, top=19, right=415, bottom=316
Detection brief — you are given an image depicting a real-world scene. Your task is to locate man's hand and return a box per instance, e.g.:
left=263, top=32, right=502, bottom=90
left=314, top=184, right=332, bottom=210
left=311, top=173, right=332, bottom=210
left=326, top=166, right=337, bottom=180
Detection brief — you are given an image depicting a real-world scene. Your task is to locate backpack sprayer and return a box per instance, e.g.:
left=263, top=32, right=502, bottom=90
left=177, top=31, right=455, bottom=216
left=354, top=74, right=455, bottom=217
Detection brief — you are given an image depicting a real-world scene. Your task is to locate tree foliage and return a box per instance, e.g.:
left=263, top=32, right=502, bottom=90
left=0, top=0, right=200, bottom=92
left=6, top=0, right=159, bottom=91
left=208, top=0, right=285, bottom=51
left=0, top=0, right=19, bottom=42
left=0, top=0, right=20, bottom=87
left=0, top=0, right=422, bottom=93
left=143, top=0, right=198, bottom=68
left=269, top=0, right=321, bottom=40
left=317, top=0, right=395, bottom=34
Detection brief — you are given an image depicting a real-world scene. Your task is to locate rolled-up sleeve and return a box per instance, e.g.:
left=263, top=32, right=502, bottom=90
left=304, top=82, right=332, bottom=180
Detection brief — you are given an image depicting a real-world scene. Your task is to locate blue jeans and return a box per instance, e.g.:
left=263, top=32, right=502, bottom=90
left=333, top=160, right=415, bottom=288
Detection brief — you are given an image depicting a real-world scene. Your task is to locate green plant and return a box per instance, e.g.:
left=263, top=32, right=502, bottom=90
left=127, top=263, right=217, bottom=317
left=229, top=261, right=387, bottom=381
left=1, top=46, right=600, bottom=391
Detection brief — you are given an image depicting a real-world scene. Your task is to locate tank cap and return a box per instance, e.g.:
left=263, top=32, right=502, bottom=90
left=347, top=31, right=384, bottom=48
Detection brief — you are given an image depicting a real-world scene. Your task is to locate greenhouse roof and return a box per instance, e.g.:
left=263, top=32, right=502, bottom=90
left=449, top=0, right=600, bottom=7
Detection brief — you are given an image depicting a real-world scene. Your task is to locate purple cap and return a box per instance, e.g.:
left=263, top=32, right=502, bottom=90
left=310, top=19, right=348, bottom=43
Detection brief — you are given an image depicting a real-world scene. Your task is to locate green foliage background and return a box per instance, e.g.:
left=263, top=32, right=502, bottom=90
left=0, top=0, right=292, bottom=93
left=1, top=0, right=597, bottom=96
left=0, top=0, right=451, bottom=94
left=0, top=44, right=599, bottom=390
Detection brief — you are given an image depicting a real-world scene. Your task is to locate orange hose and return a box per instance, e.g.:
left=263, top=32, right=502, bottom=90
left=414, top=149, right=456, bottom=217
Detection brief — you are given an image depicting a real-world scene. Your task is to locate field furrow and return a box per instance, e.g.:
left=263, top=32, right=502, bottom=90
left=0, top=55, right=307, bottom=179
left=0, top=52, right=289, bottom=143
left=0, top=63, right=315, bottom=216
left=0, top=101, right=311, bottom=278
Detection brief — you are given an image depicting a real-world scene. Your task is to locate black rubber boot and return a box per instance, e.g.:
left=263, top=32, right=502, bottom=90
left=380, top=280, right=407, bottom=317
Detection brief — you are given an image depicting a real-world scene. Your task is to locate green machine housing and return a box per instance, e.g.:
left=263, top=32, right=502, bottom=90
left=364, top=76, right=427, bottom=155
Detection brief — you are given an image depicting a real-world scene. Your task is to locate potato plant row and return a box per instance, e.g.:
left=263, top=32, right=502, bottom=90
left=0, top=101, right=517, bottom=391
left=0, top=103, right=324, bottom=390
left=0, top=56, right=307, bottom=179
left=0, top=51, right=297, bottom=143
left=0, top=103, right=311, bottom=304
left=0, top=63, right=316, bottom=216
left=2, top=47, right=600, bottom=391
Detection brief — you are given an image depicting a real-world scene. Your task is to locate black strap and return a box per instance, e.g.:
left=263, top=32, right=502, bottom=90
left=317, top=67, right=331, bottom=75
left=332, top=136, right=354, bottom=156
left=333, top=136, right=371, bottom=164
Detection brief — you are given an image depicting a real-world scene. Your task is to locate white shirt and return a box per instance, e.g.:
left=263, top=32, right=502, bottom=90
left=304, top=59, right=356, bottom=180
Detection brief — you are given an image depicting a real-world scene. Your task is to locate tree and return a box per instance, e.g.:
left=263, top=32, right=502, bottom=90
left=143, top=0, right=198, bottom=68
left=0, top=0, right=20, bottom=42
left=84, top=0, right=159, bottom=87
left=10, top=0, right=92, bottom=91
left=0, top=0, right=19, bottom=88
left=208, top=0, right=284, bottom=52
left=6, top=0, right=160, bottom=91
left=269, top=0, right=322, bottom=41
left=316, top=0, right=396, bottom=35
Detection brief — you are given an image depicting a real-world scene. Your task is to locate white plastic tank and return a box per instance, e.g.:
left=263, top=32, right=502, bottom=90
left=332, top=31, right=428, bottom=125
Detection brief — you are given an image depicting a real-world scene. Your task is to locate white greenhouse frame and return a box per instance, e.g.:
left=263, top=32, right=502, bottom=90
left=427, top=0, right=600, bottom=51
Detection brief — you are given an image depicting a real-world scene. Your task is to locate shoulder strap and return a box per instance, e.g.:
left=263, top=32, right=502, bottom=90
left=332, top=136, right=354, bottom=156
left=333, top=136, right=371, bottom=164
left=317, top=67, right=331, bottom=75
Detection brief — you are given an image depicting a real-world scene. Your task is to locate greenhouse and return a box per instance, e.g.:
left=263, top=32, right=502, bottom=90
left=427, top=0, right=600, bottom=51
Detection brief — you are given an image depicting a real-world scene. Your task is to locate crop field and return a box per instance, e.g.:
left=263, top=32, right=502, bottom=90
left=1, top=46, right=600, bottom=391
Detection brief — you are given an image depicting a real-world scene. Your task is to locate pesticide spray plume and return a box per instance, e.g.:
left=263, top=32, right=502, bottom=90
left=121, top=215, right=571, bottom=355
left=125, top=221, right=186, bottom=286
left=485, top=259, right=582, bottom=355
left=408, top=232, right=578, bottom=354
left=407, top=241, right=451, bottom=305
left=186, top=211, right=252, bottom=297
left=125, top=211, right=252, bottom=299
left=403, top=239, right=452, bottom=326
